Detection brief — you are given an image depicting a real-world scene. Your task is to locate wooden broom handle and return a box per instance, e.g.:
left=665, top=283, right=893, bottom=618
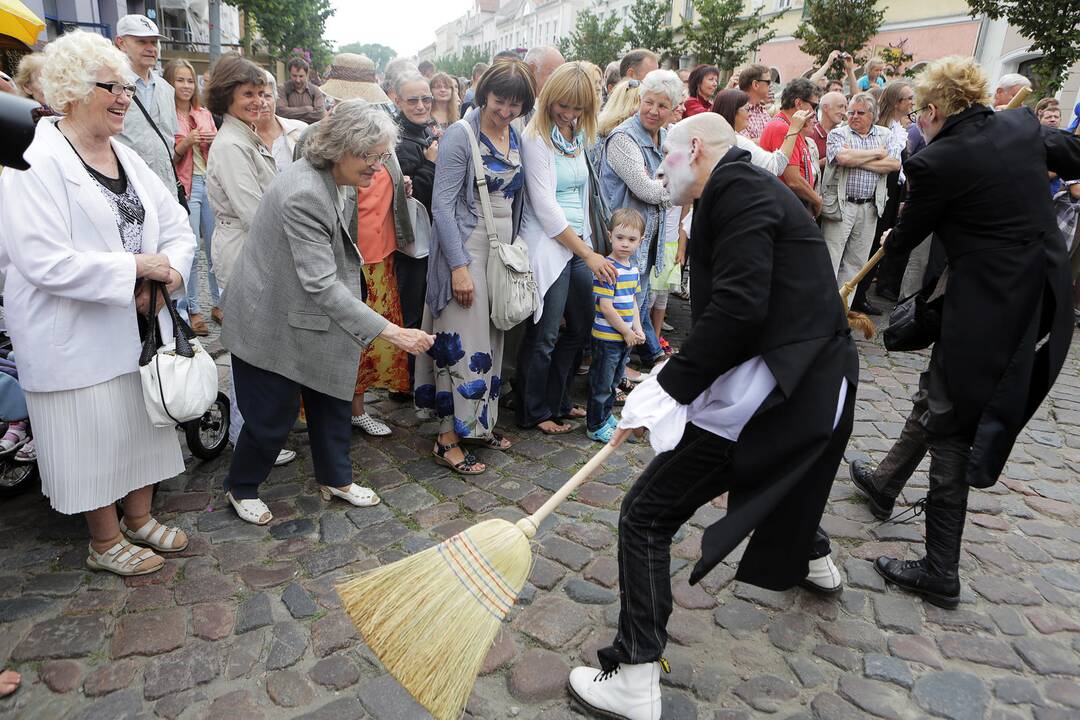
left=1006, top=86, right=1032, bottom=109
left=517, top=443, right=616, bottom=537
left=839, top=246, right=886, bottom=301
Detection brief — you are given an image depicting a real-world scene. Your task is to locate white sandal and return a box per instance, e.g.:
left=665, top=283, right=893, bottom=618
left=120, top=516, right=188, bottom=552
left=320, top=483, right=380, bottom=507
left=86, top=539, right=164, bottom=576
left=226, top=491, right=273, bottom=525
left=351, top=413, right=391, bottom=436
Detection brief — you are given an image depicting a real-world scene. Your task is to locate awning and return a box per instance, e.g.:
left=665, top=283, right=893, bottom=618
left=0, top=0, right=44, bottom=49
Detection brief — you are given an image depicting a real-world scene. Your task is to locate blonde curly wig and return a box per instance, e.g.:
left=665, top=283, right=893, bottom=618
left=40, top=30, right=133, bottom=114
left=913, top=56, right=990, bottom=118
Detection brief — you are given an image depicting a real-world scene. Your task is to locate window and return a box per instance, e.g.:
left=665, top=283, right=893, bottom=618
left=775, top=0, right=791, bottom=9
left=683, top=0, right=693, bottom=21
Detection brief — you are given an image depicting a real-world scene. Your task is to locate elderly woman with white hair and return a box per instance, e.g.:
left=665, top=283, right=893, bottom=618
left=597, top=69, right=685, bottom=371
left=255, top=69, right=308, bottom=171
left=218, top=99, right=434, bottom=525
left=0, top=31, right=196, bottom=576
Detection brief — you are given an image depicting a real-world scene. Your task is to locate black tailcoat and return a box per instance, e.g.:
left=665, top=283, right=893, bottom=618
left=658, top=147, right=860, bottom=590
left=888, top=107, right=1080, bottom=488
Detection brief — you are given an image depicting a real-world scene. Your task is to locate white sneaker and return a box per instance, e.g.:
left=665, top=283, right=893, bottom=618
left=351, top=413, right=391, bottom=436
left=274, top=449, right=297, bottom=466
left=801, top=554, right=843, bottom=595
left=568, top=662, right=661, bottom=720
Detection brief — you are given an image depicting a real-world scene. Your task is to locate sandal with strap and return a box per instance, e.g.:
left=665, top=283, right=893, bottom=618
left=86, top=539, right=164, bottom=576
left=462, top=432, right=513, bottom=451
left=433, top=441, right=486, bottom=475
left=120, top=516, right=189, bottom=552
left=320, top=483, right=380, bottom=507
left=226, top=491, right=272, bottom=525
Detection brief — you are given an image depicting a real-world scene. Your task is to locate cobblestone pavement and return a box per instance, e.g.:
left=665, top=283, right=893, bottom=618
left=2, top=294, right=1080, bottom=720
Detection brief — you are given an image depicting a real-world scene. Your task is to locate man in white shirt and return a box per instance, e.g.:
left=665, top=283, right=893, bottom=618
left=114, top=15, right=178, bottom=193
left=992, top=73, right=1031, bottom=110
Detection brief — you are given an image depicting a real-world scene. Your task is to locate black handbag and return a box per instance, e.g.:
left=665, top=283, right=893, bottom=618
left=132, top=93, right=189, bottom=213
left=883, top=269, right=947, bottom=352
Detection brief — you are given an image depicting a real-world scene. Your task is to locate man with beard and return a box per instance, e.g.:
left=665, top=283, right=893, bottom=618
left=567, top=112, right=858, bottom=720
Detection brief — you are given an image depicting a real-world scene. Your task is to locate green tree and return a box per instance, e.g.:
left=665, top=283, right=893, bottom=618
left=232, top=0, right=335, bottom=67
left=793, top=0, right=884, bottom=73
left=968, top=0, right=1080, bottom=94
left=338, top=42, right=397, bottom=72
left=683, top=0, right=785, bottom=73
left=622, top=0, right=683, bottom=66
left=560, top=2, right=625, bottom=67
left=433, top=46, right=490, bottom=79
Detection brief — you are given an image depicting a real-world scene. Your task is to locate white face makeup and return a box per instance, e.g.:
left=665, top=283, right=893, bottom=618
left=659, top=134, right=698, bottom=206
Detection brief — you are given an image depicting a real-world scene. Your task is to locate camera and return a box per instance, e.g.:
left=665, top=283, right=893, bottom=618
left=0, top=93, right=41, bottom=170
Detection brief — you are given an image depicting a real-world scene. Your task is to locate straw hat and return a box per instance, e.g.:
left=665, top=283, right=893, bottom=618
left=321, top=53, right=390, bottom=104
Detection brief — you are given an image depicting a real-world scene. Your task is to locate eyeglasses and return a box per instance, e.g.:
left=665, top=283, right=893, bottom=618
left=907, top=106, right=927, bottom=123
left=807, top=100, right=819, bottom=112
left=404, top=95, right=434, bottom=106
left=95, top=81, right=137, bottom=98
left=361, top=150, right=393, bottom=165
left=754, top=77, right=771, bottom=84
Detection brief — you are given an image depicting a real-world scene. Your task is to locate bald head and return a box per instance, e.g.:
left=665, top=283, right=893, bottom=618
left=660, top=113, right=737, bottom=205
left=524, top=45, right=565, bottom=91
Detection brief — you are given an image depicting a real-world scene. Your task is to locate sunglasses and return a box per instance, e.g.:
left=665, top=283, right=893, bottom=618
left=95, top=81, right=137, bottom=98
left=404, top=95, right=434, bottom=106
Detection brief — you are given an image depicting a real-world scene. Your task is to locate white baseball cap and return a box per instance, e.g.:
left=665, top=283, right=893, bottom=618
left=116, top=14, right=166, bottom=39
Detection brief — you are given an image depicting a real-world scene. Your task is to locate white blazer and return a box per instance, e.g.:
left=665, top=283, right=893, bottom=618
left=0, top=118, right=195, bottom=392
left=518, top=131, right=592, bottom=323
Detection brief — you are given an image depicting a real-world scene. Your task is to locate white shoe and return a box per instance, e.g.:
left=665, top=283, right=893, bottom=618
left=351, top=413, right=391, bottom=436
left=568, top=662, right=661, bottom=720
left=801, top=554, right=843, bottom=595
left=319, top=483, right=380, bottom=507
left=225, top=491, right=272, bottom=525
left=274, top=449, right=297, bottom=466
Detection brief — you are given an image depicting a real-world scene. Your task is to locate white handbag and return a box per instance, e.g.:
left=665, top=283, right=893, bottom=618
left=138, top=282, right=218, bottom=427
left=400, top=196, right=431, bottom=259
left=458, top=119, right=538, bottom=331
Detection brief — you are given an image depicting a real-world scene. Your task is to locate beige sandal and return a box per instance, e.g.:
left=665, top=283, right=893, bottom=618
left=120, top=516, right=189, bottom=552
left=86, top=539, right=164, bottom=576
left=226, top=491, right=272, bottom=525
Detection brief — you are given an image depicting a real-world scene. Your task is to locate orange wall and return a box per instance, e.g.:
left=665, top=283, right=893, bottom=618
left=757, top=20, right=982, bottom=84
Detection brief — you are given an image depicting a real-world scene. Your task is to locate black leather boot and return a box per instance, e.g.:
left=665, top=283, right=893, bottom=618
left=850, top=410, right=929, bottom=520
left=849, top=461, right=895, bottom=520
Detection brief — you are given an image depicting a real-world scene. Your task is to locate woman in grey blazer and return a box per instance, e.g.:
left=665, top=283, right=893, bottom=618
left=219, top=101, right=434, bottom=526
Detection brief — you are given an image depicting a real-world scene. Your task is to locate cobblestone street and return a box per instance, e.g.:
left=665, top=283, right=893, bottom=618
left=1, top=295, right=1079, bottom=720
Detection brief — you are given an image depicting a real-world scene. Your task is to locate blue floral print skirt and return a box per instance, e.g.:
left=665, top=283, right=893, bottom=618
left=413, top=195, right=513, bottom=439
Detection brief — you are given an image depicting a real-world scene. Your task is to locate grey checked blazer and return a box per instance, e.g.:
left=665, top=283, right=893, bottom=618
left=220, top=158, right=390, bottom=401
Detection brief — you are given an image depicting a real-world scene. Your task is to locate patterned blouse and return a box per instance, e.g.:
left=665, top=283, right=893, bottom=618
left=85, top=161, right=145, bottom=254
left=477, top=126, right=524, bottom=200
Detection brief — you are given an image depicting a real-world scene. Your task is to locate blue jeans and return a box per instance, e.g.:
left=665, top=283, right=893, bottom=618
left=587, top=337, right=630, bottom=432
left=635, top=271, right=663, bottom=364
left=515, top=256, right=592, bottom=426
left=178, top=174, right=220, bottom=318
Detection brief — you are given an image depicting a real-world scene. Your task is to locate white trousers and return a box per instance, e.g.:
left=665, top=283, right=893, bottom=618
left=823, top=201, right=878, bottom=287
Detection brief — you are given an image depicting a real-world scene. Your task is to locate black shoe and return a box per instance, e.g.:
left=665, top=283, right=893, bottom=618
left=849, top=299, right=882, bottom=316
left=875, top=556, right=960, bottom=609
left=849, top=460, right=894, bottom=520
left=388, top=391, right=413, bottom=403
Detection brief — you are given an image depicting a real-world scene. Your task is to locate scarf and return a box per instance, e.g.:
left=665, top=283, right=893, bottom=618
left=551, top=124, right=582, bottom=157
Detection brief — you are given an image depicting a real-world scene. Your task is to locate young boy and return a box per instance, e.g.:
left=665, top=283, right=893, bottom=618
left=587, top=208, right=647, bottom=442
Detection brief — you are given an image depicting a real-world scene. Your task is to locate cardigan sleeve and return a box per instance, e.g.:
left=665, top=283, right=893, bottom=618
left=606, top=132, right=670, bottom=207
left=521, top=133, right=573, bottom=239
left=431, top=123, right=472, bottom=270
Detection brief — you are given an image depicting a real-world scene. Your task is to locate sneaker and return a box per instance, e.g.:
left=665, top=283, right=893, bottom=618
left=661, top=321, right=674, bottom=332
left=586, top=424, right=615, bottom=443
left=0, top=421, right=28, bottom=456
left=274, top=449, right=297, bottom=466
left=568, top=661, right=662, bottom=720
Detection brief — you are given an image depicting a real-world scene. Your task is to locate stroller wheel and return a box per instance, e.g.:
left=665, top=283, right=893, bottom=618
left=184, top=392, right=231, bottom=460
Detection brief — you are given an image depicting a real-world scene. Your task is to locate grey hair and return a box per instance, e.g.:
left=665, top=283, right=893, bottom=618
left=639, top=69, right=685, bottom=107
left=394, top=72, right=428, bottom=97
left=996, top=72, right=1031, bottom=91
left=303, top=99, right=399, bottom=169
left=264, top=69, right=277, bottom=96
left=849, top=92, right=878, bottom=121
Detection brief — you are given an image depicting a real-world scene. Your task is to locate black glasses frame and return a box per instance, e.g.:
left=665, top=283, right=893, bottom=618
left=95, top=81, right=136, bottom=98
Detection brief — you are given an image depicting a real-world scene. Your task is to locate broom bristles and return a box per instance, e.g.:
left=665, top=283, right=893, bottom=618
left=336, top=518, right=534, bottom=720
left=847, top=310, right=876, bottom=340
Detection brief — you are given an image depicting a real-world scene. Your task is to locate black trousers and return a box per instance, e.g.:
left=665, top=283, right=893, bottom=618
left=224, top=355, right=352, bottom=500
left=393, top=251, right=428, bottom=384
left=597, top=424, right=831, bottom=669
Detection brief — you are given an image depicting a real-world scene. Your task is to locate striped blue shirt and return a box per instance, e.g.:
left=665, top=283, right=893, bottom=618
left=592, top=260, right=639, bottom=342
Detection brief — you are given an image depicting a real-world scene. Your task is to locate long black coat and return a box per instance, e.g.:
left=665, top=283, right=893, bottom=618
left=889, top=106, right=1080, bottom=488
left=658, top=147, right=860, bottom=590
left=395, top=116, right=437, bottom=216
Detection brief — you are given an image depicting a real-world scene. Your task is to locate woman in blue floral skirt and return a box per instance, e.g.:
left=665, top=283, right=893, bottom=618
left=413, top=60, right=535, bottom=475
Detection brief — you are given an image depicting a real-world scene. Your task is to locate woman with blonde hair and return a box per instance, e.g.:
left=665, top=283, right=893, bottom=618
left=596, top=78, right=642, bottom=142
left=429, top=71, right=460, bottom=133
left=856, top=56, right=1080, bottom=609
left=516, top=61, right=615, bottom=434
left=164, top=58, right=219, bottom=336
left=14, top=52, right=47, bottom=106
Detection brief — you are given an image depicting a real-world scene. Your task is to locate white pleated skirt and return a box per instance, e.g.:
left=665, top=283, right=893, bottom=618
left=25, top=372, right=185, bottom=515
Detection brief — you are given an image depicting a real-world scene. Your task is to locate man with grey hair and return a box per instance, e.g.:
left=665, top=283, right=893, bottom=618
left=993, top=72, right=1031, bottom=109
left=567, top=112, right=856, bottom=720
left=523, top=45, right=564, bottom=92
left=113, top=14, right=178, bottom=193
left=821, top=92, right=901, bottom=312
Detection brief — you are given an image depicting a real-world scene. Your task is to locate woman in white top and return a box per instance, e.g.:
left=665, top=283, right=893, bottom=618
left=257, top=70, right=309, bottom=171
left=517, top=63, right=617, bottom=434
left=0, top=31, right=196, bottom=576
left=710, top=88, right=808, bottom=176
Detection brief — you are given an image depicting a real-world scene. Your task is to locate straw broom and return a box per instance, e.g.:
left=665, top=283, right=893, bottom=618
left=841, top=246, right=886, bottom=339
left=336, top=442, right=617, bottom=720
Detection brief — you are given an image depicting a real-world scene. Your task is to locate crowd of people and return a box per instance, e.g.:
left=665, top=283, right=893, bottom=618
left=2, top=14, right=1080, bottom=716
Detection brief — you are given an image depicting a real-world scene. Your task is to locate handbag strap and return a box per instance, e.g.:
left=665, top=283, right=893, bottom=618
left=456, top=119, right=500, bottom=245
left=131, top=92, right=184, bottom=191
left=139, top=281, right=197, bottom=366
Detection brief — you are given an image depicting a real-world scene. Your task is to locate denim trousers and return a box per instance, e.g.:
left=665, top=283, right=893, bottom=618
left=515, top=256, right=593, bottom=426
left=178, top=174, right=220, bottom=318
left=634, top=271, right=663, bottom=363
left=586, top=337, right=630, bottom=432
